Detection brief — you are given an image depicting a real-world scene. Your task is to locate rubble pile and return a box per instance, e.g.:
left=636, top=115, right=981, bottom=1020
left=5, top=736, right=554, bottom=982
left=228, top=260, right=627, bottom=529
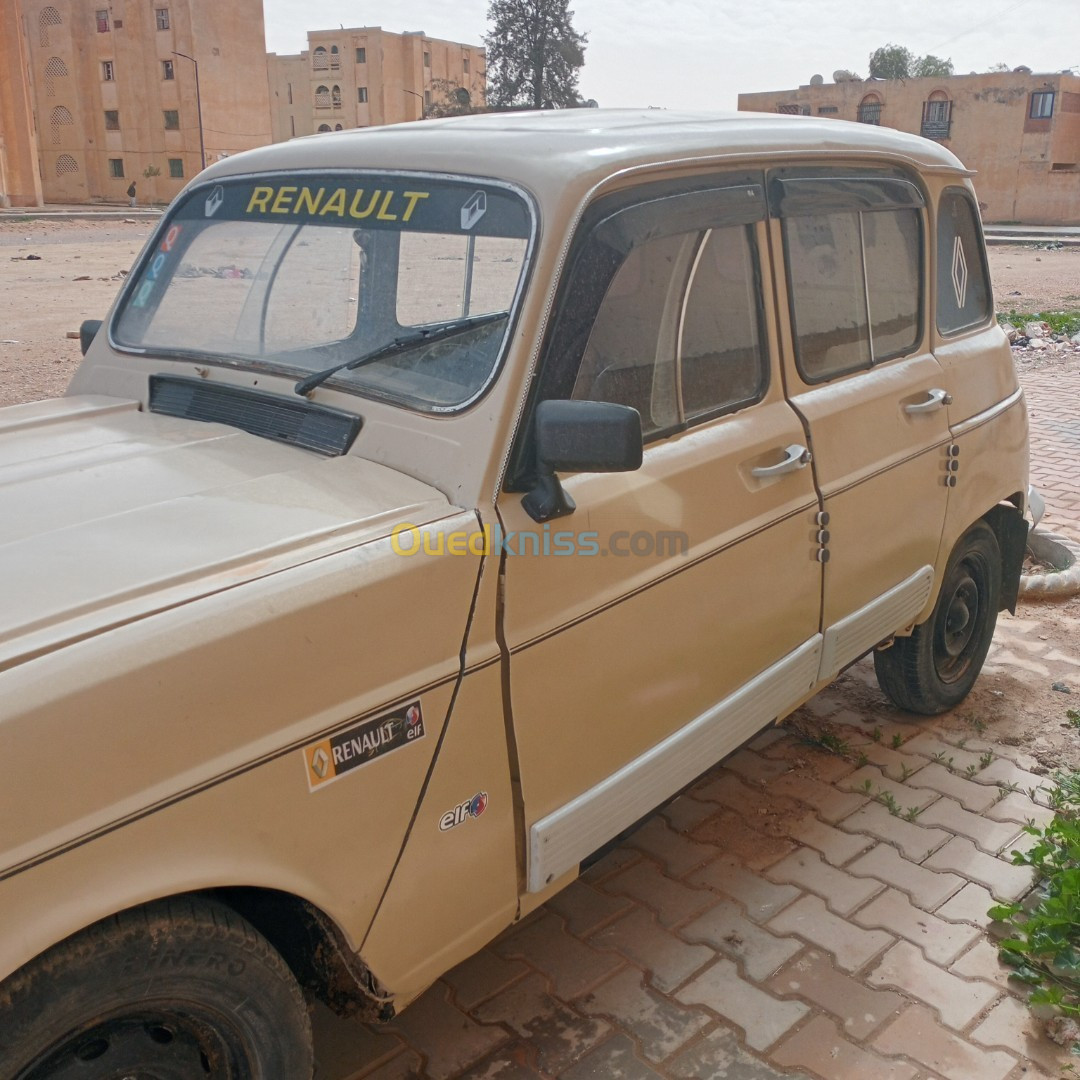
left=1001, top=319, right=1080, bottom=369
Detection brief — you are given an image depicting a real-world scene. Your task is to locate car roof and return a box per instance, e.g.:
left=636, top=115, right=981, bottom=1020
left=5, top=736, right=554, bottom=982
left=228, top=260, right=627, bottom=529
left=203, top=109, right=971, bottom=209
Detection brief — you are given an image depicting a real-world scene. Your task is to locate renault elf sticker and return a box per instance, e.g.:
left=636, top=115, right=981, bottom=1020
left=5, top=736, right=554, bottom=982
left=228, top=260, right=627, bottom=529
left=304, top=701, right=424, bottom=791
left=439, top=790, right=488, bottom=831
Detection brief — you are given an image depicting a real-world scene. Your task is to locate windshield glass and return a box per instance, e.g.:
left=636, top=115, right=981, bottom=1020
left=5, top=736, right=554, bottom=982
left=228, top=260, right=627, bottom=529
left=112, top=172, right=533, bottom=411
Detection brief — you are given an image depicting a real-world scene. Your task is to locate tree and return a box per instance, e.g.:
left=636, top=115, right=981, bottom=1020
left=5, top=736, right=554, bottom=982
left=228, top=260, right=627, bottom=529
left=867, top=44, right=954, bottom=80
left=869, top=44, right=915, bottom=80
left=484, top=0, right=587, bottom=109
left=913, top=54, right=954, bottom=78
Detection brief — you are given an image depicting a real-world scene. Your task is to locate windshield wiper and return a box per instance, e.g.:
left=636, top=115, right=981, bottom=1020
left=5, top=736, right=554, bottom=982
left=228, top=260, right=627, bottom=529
left=293, top=311, right=509, bottom=397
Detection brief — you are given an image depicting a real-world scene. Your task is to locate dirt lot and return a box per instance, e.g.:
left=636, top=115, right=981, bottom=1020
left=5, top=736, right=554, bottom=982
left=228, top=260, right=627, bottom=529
left=1, top=217, right=1078, bottom=775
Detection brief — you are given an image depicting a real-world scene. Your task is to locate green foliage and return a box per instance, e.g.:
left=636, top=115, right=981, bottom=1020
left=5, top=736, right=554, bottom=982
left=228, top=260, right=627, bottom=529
left=998, top=310, right=1080, bottom=337
left=991, top=771, right=1080, bottom=1022
left=867, top=44, right=954, bottom=80
left=484, top=0, right=587, bottom=109
left=1067, top=710, right=1080, bottom=730
left=869, top=44, right=915, bottom=79
left=913, top=54, right=954, bottom=78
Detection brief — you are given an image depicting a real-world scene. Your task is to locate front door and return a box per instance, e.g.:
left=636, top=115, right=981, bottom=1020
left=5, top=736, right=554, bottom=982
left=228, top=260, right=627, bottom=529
left=767, top=167, right=952, bottom=681
left=496, top=175, right=823, bottom=893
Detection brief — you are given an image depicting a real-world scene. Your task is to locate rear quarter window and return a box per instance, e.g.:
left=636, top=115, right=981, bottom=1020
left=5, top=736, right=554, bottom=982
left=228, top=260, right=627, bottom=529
left=936, top=188, right=992, bottom=335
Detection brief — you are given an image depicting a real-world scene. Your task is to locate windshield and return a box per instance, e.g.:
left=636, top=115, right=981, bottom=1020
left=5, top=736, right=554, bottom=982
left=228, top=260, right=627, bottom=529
left=112, top=172, right=534, bottom=411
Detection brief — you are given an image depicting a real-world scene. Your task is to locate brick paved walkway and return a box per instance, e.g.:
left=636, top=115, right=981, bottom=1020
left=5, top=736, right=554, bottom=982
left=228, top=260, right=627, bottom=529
left=312, top=366, right=1079, bottom=1080
left=1024, top=362, right=1080, bottom=540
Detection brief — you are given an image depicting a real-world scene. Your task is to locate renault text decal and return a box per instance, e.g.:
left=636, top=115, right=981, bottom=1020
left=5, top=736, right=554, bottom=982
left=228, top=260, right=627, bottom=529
left=304, top=701, right=424, bottom=791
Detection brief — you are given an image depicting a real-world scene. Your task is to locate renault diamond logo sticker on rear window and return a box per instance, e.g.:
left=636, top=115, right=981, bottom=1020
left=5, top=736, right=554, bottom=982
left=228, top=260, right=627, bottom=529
left=951, top=235, right=968, bottom=308
left=205, top=185, right=225, bottom=218
left=461, top=191, right=487, bottom=230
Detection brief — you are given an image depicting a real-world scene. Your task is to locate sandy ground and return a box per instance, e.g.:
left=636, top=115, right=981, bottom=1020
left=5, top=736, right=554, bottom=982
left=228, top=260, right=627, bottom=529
left=1, top=218, right=1078, bottom=772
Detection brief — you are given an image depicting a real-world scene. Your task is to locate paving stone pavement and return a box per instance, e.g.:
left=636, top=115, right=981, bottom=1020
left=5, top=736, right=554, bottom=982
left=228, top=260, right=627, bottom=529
left=310, top=367, right=1078, bottom=1079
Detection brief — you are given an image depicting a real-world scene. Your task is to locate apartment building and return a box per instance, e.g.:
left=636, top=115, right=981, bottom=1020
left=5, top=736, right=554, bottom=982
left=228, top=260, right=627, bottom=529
left=268, top=27, right=485, bottom=142
left=1, top=0, right=272, bottom=206
left=739, top=71, right=1080, bottom=224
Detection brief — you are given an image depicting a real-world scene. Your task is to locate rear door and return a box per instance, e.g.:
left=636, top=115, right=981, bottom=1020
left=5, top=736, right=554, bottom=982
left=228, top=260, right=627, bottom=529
left=768, top=168, right=952, bottom=681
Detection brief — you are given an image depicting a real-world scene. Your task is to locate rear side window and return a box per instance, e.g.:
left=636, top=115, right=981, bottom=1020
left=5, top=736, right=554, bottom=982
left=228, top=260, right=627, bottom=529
left=774, top=171, right=924, bottom=383
left=936, top=189, right=992, bottom=335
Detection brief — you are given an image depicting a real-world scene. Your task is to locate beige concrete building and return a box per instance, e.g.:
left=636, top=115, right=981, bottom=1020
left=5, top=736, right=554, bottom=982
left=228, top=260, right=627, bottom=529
left=0, top=0, right=44, bottom=207
left=3, top=0, right=272, bottom=206
left=739, top=71, right=1080, bottom=225
left=268, top=27, right=485, bottom=142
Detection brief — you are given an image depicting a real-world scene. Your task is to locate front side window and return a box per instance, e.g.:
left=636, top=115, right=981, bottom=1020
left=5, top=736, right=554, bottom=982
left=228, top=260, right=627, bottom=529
left=936, top=188, right=992, bottom=335
left=112, top=173, right=534, bottom=412
left=568, top=186, right=767, bottom=439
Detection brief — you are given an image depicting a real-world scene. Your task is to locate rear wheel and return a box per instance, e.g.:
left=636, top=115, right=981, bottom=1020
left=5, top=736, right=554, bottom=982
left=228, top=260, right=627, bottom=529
left=0, top=895, right=313, bottom=1080
left=874, top=521, right=1000, bottom=715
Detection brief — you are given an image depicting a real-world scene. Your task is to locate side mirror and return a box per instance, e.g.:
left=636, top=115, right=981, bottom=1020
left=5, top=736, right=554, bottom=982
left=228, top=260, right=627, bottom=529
left=522, top=399, right=643, bottom=523
left=80, top=319, right=103, bottom=356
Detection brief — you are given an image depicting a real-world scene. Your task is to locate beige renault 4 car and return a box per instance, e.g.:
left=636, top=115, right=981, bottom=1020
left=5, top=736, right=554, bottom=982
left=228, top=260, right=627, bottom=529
left=0, top=111, right=1035, bottom=1076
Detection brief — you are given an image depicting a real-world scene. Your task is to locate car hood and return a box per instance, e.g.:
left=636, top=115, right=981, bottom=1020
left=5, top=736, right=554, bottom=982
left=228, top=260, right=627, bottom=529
left=0, top=395, right=456, bottom=670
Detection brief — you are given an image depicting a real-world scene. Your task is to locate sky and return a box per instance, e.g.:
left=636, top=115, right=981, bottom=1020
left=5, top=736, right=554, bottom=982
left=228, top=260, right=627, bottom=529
left=263, top=0, right=1080, bottom=111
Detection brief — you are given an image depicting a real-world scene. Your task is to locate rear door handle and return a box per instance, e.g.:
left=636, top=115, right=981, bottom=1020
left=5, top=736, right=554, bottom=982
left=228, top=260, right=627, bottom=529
left=751, top=444, right=812, bottom=478
left=904, top=388, right=952, bottom=414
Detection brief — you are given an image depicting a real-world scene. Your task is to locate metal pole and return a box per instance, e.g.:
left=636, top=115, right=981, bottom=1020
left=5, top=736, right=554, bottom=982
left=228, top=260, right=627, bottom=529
left=402, top=88, right=424, bottom=120
left=172, top=51, right=206, bottom=171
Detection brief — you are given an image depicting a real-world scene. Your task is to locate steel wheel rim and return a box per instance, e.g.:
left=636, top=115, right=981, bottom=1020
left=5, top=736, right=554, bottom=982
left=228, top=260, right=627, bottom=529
left=933, top=558, right=986, bottom=684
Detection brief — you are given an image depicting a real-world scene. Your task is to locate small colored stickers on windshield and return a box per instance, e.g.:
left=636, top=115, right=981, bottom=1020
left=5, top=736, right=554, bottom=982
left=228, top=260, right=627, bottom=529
left=131, top=222, right=184, bottom=309
left=304, top=700, right=425, bottom=792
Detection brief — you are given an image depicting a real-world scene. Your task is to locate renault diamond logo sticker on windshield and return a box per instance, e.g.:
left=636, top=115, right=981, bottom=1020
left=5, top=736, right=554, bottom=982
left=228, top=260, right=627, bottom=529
left=205, top=185, right=225, bottom=218
left=461, top=191, right=487, bottom=230
left=951, top=235, right=969, bottom=308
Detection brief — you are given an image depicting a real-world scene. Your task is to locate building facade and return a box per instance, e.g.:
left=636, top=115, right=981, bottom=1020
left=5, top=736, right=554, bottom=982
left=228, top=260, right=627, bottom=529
left=739, top=72, right=1080, bottom=225
left=3, top=0, right=272, bottom=206
left=267, top=27, right=485, bottom=142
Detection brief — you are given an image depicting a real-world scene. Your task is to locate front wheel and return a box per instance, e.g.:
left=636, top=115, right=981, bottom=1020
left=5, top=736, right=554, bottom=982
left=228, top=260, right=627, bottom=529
left=874, top=521, right=1001, bottom=715
left=0, top=895, right=313, bottom=1080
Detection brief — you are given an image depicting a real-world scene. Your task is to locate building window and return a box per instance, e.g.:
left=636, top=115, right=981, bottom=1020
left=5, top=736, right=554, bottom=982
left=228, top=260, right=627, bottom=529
left=330, top=45, right=340, bottom=70
left=44, top=56, right=69, bottom=97
left=331, top=85, right=342, bottom=108
left=168, top=158, right=184, bottom=178
left=334, top=123, right=343, bottom=131
left=155, top=8, right=170, bottom=30
left=39, top=6, right=62, bottom=48
left=1030, top=91, right=1054, bottom=119
left=108, top=158, right=124, bottom=178
left=423, top=51, right=431, bottom=67
left=356, top=47, right=366, bottom=63
left=49, top=105, right=74, bottom=145
left=817, top=105, right=838, bottom=115
left=162, top=59, right=174, bottom=79
left=101, top=60, right=114, bottom=80
left=463, top=58, right=469, bottom=73
left=104, top=110, right=120, bottom=130
left=857, top=95, right=883, bottom=124
left=314, top=85, right=330, bottom=109
left=55, top=153, right=79, bottom=175
left=96, top=9, right=110, bottom=32
left=312, top=46, right=328, bottom=71
left=317, top=124, right=331, bottom=132
left=357, top=87, right=368, bottom=103
left=286, top=82, right=293, bottom=105
left=163, top=109, right=180, bottom=129
left=921, top=93, right=952, bottom=140
left=290, top=115, right=295, bottom=136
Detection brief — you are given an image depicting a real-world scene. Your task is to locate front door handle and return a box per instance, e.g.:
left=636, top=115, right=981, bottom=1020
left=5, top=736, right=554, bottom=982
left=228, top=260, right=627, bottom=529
left=905, top=388, right=952, bottom=415
left=751, top=444, right=812, bottom=479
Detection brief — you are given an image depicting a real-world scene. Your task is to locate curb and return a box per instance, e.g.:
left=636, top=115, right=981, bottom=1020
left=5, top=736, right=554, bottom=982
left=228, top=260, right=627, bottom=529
left=1019, top=529, right=1080, bottom=600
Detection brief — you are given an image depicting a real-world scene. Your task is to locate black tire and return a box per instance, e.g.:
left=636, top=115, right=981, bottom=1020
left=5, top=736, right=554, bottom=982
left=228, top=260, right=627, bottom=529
left=0, top=895, right=313, bottom=1080
left=874, top=521, right=1001, bottom=715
